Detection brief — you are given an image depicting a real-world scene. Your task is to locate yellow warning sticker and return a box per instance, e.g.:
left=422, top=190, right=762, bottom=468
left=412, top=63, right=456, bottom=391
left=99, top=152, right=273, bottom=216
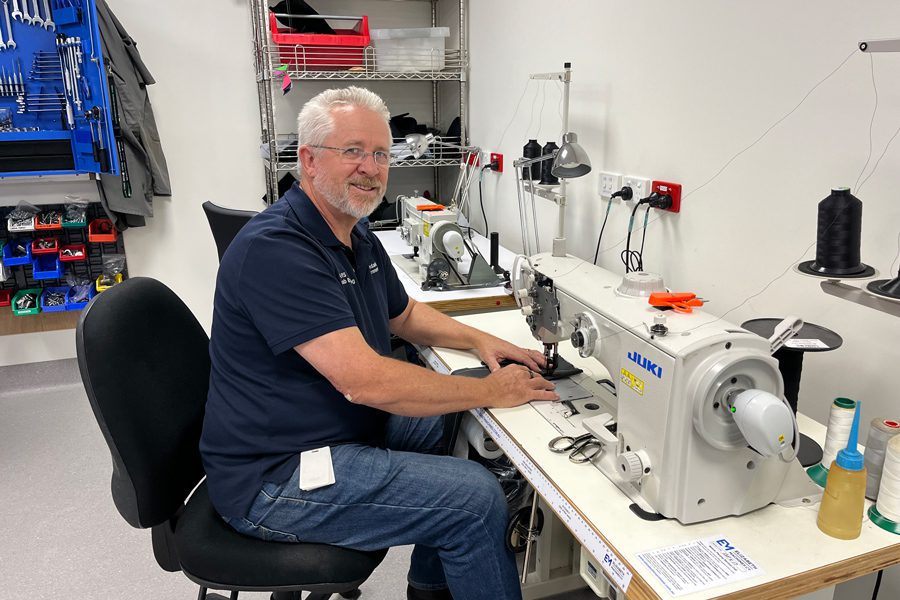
left=620, top=368, right=645, bottom=396
left=423, top=223, right=431, bottom=237
left=778, top=434, right=785, bottom=443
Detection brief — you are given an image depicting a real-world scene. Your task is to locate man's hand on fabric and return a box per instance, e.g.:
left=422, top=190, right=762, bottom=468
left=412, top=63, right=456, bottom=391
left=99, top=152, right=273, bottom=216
left=475, top=334, right=546, bottom=373
left=485, top=364, right=558, bottom=407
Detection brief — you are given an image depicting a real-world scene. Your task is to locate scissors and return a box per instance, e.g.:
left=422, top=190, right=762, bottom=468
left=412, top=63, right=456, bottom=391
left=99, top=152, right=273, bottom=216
left=648, top=292, right=705, bottom=314
left=548, top=433, right=603, bottom=464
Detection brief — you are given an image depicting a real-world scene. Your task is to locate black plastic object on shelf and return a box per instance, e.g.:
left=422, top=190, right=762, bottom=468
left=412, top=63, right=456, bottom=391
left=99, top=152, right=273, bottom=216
left=866, top=270, right=900, bottom=300
left=0, top=0, right=119, bottom=176
left=798, top=188, right=874, bottom=279
left=522, top=139, right=541, bottom=181
left=539, top=141, right=558, bottom=185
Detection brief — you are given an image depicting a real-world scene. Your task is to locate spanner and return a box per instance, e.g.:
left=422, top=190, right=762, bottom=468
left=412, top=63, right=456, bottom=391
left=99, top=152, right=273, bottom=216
left=29, top=0, right=41, bottom=27
left=0, top=3, right=6, bottom=51
left=2, top=1, right=16, bottom=49
left=19, top=0, right=31, bottom=25
left=40, top=0, right=52, bottom=30
left=9, top=0, right=21, bottom=23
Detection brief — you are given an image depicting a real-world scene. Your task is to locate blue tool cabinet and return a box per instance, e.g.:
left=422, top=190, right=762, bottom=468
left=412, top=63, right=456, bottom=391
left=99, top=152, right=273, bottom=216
left=0, top=0, right=118, bottom=176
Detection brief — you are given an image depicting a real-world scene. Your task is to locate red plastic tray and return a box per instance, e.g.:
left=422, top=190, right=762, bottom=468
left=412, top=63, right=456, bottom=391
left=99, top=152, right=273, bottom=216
left=0, top=289, right=10, bottom=307
left=32, top=237, right=60, bottom=255
left=88, top=219, right=117, bottom=243
left=268, top=11, right=369, bottom=69
left=59, top=243, right=88, bottom=262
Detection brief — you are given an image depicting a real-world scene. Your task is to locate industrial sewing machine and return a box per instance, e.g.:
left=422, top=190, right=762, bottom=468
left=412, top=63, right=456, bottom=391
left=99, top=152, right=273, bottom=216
left=396, top=194, right=503, bottom=291
left=513, top=254, right=821, bottom=524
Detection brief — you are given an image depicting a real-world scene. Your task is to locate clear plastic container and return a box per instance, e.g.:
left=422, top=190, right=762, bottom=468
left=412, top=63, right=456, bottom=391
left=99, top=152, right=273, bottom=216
left=370, top=27, right=450, bottom=72
left=817, top=461, right=867, bottom=539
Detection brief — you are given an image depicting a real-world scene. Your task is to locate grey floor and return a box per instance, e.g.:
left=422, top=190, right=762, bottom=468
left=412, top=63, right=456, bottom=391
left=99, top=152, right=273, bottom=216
left=0, top=359, right=596, bottom=600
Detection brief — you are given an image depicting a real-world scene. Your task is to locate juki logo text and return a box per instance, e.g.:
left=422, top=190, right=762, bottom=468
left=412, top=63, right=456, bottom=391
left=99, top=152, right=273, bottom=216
left=627, top=351, right=662, bottom=379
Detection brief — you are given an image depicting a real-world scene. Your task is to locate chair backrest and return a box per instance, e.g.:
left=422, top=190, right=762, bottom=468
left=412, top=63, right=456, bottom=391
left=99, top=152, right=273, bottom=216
left=202, top=201, right=258, bottom=262
left=76, top=277, right=210, bottom=529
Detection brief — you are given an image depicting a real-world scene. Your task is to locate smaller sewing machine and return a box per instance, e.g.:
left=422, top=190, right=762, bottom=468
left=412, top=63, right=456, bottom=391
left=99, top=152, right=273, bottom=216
left=513, top=255, right=821, bottom=524
left=396, top=195, right=503, bottom=291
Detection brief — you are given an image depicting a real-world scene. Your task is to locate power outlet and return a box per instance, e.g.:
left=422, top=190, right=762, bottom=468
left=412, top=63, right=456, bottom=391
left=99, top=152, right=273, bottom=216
left=489, top=152, right=503, bottom=173
left=622, top=175, right=651, bottom=202
left=598, top=171, right=621, bottom=198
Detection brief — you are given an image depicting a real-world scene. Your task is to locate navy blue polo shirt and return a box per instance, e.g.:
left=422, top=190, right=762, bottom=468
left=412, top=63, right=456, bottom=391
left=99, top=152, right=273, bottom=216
left=200, top=183, right=410, bottom=518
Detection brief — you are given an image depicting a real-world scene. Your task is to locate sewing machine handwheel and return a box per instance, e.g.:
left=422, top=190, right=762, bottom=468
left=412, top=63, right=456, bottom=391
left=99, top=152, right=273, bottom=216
left=505, top=506, right=544, bottom=553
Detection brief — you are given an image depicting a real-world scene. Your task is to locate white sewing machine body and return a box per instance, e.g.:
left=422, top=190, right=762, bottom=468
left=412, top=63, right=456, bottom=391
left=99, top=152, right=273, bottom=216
left=397, top=196, right=459, bottom=279
left=519, top=253, right=816, bottom=524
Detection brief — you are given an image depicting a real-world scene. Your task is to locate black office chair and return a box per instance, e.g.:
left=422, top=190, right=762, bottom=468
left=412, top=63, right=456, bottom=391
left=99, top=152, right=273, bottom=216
left=202, top=201, right=259, bottom=262
left=76, top=277, right=386, bottom=600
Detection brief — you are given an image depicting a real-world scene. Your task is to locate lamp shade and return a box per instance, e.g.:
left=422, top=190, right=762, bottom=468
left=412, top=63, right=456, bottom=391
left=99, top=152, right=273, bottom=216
left=551, top=132, right=591, bottom=178
left=404, top=133, right=435, bottom=159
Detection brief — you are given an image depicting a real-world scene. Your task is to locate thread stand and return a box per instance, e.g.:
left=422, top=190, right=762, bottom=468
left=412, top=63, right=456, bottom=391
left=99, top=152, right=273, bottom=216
left=741, top=318, right=843, bottom=467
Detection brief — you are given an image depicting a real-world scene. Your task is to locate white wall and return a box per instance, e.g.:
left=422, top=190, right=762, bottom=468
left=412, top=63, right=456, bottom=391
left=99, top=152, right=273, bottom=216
left=469, top=1, right=900, bottom=597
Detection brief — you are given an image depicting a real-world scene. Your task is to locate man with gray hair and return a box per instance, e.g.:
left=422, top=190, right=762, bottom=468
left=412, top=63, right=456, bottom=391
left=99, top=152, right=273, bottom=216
left=201, top=86, right=557, bottom=600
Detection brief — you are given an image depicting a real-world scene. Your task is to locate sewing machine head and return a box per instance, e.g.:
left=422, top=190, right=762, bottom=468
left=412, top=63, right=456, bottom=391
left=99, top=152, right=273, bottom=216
left=514, top=253, right=817, bottom=524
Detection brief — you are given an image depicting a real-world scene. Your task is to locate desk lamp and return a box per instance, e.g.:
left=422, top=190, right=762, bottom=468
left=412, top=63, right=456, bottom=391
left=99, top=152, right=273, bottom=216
left=513, top=63, right=592, bottom=257
left=403, top=132, right=482, bottom=214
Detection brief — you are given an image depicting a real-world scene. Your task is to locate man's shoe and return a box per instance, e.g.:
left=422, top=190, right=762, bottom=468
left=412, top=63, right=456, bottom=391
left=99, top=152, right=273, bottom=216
left=406, top=584, right=453, bottom=600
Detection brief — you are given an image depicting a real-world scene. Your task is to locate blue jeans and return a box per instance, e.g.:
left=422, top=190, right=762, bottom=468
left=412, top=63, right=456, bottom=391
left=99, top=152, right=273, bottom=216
left=226, top=415, right=522, bottom=600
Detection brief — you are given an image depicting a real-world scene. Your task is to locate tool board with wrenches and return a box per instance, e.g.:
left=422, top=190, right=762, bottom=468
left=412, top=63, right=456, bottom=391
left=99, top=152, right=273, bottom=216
left=0, top=0, right=119, bottom=176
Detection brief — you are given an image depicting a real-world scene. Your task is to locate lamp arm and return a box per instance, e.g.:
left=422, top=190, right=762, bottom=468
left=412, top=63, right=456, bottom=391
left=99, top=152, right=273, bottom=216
left=513, top=151, right=558, bottom=169
left=859, top=38, right=900, bottom=52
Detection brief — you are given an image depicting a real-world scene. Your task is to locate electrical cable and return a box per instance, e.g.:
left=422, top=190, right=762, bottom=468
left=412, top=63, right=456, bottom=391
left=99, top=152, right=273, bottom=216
left=637, top=205, right=651, bottom=270
left=478, top=165, right=490, bottom=237
left=592, top=198, right=613, bottom=265
left=854, top=54, right=878, bottom=192
left=872, top=569, right=882, bottom=600
left=621, top=201, right=644, bottom=273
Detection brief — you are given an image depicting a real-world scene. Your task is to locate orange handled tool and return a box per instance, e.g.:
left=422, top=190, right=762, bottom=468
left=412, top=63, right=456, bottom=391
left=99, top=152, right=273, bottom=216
left=648, top=292, right=705, bottom=314
left=416, top=203, right=446, bottom=211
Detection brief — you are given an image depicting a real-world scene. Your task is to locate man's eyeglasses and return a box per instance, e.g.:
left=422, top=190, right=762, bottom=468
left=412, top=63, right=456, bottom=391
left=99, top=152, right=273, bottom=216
left=309, top=145, right=391, bottom=167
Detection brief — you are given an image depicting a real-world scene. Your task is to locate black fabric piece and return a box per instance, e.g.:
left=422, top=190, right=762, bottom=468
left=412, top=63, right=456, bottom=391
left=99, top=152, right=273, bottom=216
left=271, top=1, right=336, bottom=34
left=390, top=113, right=428, bottom=138
left=452, top=355, right=582, bottom=382
left=446, top=116, right=461, bottom=139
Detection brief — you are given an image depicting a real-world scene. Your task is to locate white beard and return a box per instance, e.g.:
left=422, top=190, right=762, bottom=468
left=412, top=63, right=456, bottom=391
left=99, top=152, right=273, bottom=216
left=317, top=176, right=383, bottom=220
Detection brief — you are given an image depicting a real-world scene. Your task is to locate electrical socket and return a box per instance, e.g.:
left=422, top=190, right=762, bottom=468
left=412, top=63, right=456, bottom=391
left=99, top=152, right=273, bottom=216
left=598, top=171, right=621, bottom=198
left=622, top=175, right=650, bottom=201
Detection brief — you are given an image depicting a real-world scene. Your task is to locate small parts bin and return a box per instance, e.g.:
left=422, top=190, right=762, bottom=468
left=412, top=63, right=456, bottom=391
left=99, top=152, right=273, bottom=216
left=35, top=210, right=63, bottom=231
left=12, top=288, right=41, bottom=316
left=40, top=287, right=70, bottom=313
left=66, top=285, right=96, bottom=310
left=268, top=11, right=369, bottom=70
left=32, top=237, right=60, bottom=255
left=370, top=28, right=449, bottom=72
left=88, top=218, right=117, bottom=243
left=2, top=239, right=32, bottom=266
left=0, top=289, right=11, bottom=307
left=32, top=254, right=64, bottom=280
left=96, top=272, right=123, bottom=292
left=59, top=243, right=87, bottom=262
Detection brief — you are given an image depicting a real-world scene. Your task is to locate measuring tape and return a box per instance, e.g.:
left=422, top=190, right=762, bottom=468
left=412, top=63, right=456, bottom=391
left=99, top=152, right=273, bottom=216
left=473, top=408, right=634, bottom=594
left=415, top=344, right=634, bottom=592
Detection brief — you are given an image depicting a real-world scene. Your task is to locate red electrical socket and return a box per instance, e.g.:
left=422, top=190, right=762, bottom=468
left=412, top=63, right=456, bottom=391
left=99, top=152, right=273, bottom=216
left=651, top=180, right=682, bottom=213
left=489, top=153, right=503, bottom=173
